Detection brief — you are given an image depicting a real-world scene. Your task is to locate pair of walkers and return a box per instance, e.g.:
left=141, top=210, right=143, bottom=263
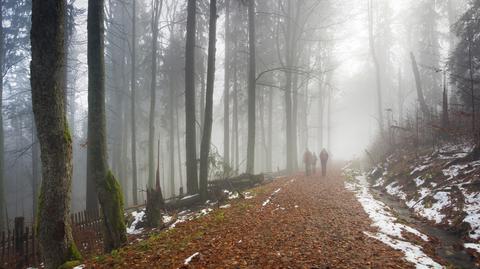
left=303, top=148, right=329, bottom=177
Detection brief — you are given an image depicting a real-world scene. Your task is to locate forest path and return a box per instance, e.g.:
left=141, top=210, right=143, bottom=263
left=88, top=166, right=419, bottom=268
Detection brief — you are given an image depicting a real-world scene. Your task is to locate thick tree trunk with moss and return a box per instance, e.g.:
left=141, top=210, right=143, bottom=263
left=30, top=1, right=80, bottom=268
left=199, top=0, right=217, bottom=199
left=185, top=0, right=198, bottom=194
left=87, top=0, right=127, bottom=252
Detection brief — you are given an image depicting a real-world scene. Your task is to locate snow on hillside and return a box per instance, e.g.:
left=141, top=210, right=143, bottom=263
left=369, top=142, right=480, bottom=244
left=344, top=170, right=442, bottom=268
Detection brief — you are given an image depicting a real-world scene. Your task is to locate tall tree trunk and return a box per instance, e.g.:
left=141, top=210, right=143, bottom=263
left=267, top=86, right=273, bottom=172
left=87, top=0, right=127, bottom=252
left=169, top=51, right=175, bottom=198
left=223, top=0, right=230, bottom=171
left=185, top=0, right=198, bottom=194
left=398, top=68, right=404, bottom=124
left=232, top=50, right=239, bottom=174
left=292, top=73, right=299, bottom=169
left=318, top=82, right=324, bottom=150
left=410, top=52, right=430, bottom=118
left=200, top=0, right=217, bottom=199
left=284, top=0, right=295, bottom=173
left=246, top=0, right=256, bottom=174
left=31, top=1, right=80, bottom=267
left=260, top=87, right=266, bottom=171
left=175, top=103, right=183, bottom=190
left=130, top=0, right=138, bottom=204
left=442, top=70, right=449, bottom=129
left=148, top=0, right=162, bottom=189
left=368, top=0, right=384, bottom=136
left=0, top=1, right=4, bottom=233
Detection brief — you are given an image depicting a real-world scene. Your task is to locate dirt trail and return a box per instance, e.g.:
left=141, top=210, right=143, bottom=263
left=88, top=167, right=421, bottom=268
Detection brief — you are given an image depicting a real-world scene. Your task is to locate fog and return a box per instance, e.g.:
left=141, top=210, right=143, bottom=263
left=0, top=0, right=474, bottom=230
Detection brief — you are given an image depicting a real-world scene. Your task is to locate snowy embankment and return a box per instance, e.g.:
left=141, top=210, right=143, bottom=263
left=369, top=142, right=480, bottom=254
left=344, top=169, right=443, bottom=269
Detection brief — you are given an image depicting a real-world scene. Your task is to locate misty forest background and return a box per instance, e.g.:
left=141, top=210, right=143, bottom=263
left=0, top=0, right=478, bottom=238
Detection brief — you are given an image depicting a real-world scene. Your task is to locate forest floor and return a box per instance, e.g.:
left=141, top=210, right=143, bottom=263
left=85, top=165, right=444, bottom=269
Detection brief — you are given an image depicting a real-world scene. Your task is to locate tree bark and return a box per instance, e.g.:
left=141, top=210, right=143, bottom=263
left=148, top=0, right=162, bottom=190
left=185, top=0, right=198, bottom=194
left=199, top=0, right=217, bottom=199
left=0, top=0, right=5, bottom=233
left=223, top=0, right=231, bottom=171
left=284, top=0, right=297, bottom=173
left=169, top=42, right=175, bottom=198
left=368, top=0, right=384, bottom=136
left=246, top=0, right=256, bottom=174
left=232, top=47, right=239, bottom=174
left=87, top=0, right=127, bottom=252
left=410, top=52, right=430, bottom=118
left=130, top=0, right=138, bottom=204
left=267, top=86, right=273, bottom=172
left=30, top=0, right=80, bottom=267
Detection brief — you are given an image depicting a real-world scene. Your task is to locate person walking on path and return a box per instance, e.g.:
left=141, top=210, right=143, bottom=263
left=303, top=149, right=313, bottom=176
left=312, top=152, right=318, bottom=174
left=320, top=149, right=329, bottom=177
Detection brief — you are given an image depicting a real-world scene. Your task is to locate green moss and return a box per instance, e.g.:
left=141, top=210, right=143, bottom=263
left=63, top=116, right=72, bottom=144
left=58, top=260, right=81, bottom=269
left=67, top=241, right=82, bottom=261
left=214, top=211, right=225, bottom=222
left=101, top=170, right=127, bottom=247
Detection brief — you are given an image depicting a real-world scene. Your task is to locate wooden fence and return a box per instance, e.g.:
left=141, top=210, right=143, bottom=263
left=1, top=209, right=104, bottom=269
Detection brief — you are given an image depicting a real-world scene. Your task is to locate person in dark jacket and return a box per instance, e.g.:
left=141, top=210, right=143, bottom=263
left=320, top=149, right=329, bottom=177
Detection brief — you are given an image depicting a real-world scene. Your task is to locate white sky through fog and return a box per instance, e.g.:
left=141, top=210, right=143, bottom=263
left=71, top=0, right=421, bottom=161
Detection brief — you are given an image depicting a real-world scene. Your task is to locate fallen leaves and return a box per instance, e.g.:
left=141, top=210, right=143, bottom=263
left=86, top=167, right=419, bottom=268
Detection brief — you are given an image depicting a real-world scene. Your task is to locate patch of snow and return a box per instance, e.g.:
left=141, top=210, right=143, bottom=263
left=220, top=204, right=231, bottom=209
left=346, top=175, right=441, bottom=268
left=373, top=177, right=384, bottom=187
left=163, top=215, right=172, bottom=223
left=346, top=176, right=429, bottom=241
left=244, top=192, right=254, bottom=199
left=460, top=187, right=480, bottom=239
left=127, top=210, right=145, bottom=235
left=184, top=252, right=200, bottom=265
left=197, top=208, right=213, bottom=216
left=411, top=192, right=451, bottom=224
left=73, top=265, right=85, bottom=269
left=181, top=194, right=199, bottom=201
left=411, top=164, right=432, bottom=175
left=262, top=188, right=282, bottom=207
left=365, top=232, right=442, bottom=269
left=294, top=205, right=299, bottom=208
left=228, top=192, right=239, bottom=200
left=386, top=182, right=407, bottom=200
left=414, top=177, right=425, bottom=187
left=442, top=164, right=468, bottom=179
left=464, top=243, right=480, bottom=254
